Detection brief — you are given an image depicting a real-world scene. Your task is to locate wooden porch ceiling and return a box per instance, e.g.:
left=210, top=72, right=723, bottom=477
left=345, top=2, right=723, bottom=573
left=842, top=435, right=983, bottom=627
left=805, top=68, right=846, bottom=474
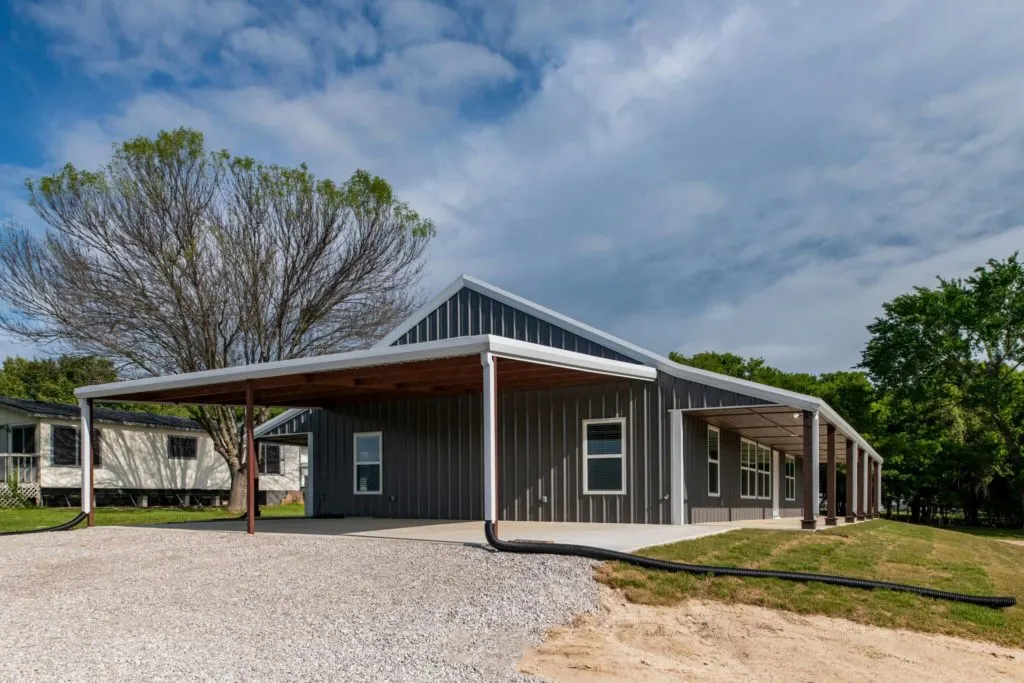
left=105, top=355, right=622, bottom=407
left=684, top=405, right=855, bottom=461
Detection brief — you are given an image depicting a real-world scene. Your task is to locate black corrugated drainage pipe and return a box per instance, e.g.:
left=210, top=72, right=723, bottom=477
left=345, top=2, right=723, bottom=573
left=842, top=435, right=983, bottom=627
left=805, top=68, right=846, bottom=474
left=0, top=511, right=88, bottom=537
left=483, top=522, right=1016, bottom=609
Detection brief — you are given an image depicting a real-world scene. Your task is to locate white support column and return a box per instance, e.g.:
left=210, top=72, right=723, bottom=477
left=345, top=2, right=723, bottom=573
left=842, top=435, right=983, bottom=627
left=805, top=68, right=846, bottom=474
left=861, top=451, right=870, bottom=517
left=482, top=352, right=498, bottom=523
left=79, top=398, right=93, bottom=524
left=811, top=411, right=820, bottom=518
left=669, top=410, right=685, bottom=525
left=876, top=461, right=883, bottom=515
left=772, top=450, right=780, bottom=519
left=304, top=432, right=315, bottom=518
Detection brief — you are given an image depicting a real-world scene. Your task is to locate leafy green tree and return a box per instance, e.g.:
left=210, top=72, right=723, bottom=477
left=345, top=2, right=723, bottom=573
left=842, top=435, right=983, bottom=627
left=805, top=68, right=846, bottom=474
left=0, top=128, right=435, bottom=511
left=0, top=355, right=118, bottom=404
left=863, top=254, right=1024, bottom=526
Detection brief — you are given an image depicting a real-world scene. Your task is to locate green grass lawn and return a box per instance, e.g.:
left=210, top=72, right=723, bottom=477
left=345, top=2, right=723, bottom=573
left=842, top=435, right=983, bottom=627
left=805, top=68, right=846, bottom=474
left=951, top=526, right=1024, bottom=541
left=0, top=503, right=305, bottom=533
left=600, top=519, right=1024, bottom=648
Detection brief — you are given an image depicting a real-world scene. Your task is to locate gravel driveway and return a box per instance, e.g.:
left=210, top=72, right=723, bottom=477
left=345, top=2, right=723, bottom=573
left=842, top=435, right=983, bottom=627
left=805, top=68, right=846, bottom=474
left=0, top=526, right=596, bottom=682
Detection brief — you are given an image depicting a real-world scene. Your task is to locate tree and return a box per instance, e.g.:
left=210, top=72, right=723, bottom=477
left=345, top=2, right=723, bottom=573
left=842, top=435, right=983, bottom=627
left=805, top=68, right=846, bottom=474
left=862, top=254, right=1024, bottom=526
left=0, top=355, right=118, bottom=404
left=0, top=128, right=435, bottom=511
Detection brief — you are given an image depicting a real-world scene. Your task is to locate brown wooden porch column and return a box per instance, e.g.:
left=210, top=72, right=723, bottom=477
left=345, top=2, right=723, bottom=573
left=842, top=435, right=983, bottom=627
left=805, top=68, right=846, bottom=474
left=245, top=380, right=256, bottom=535
left=801, top=410, right=817, bottom=530
left=825, top=424, right=837, bottom=526
left=870, top=461, right=879, bottom=518
left=844, top=438, right=856, bottom=523
left=856, top=447, right=866, bottom=520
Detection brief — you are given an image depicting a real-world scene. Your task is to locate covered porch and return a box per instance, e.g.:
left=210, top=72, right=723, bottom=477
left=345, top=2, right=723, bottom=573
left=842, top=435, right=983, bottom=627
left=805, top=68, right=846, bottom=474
left=681, top=403, right=884, bottom=529
left=73, top=335, right=657, bottom=533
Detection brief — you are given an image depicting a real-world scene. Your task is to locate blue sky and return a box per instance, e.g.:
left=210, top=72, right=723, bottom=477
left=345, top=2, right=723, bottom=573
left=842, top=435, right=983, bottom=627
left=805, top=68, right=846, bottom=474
left=2, top=0, right=1024, bottom=373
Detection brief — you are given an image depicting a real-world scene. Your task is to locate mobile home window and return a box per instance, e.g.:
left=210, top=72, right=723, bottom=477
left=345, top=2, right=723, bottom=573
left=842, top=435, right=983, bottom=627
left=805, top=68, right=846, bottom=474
left=707, top=425, right=720, bottom=497
left=583, top=418, right=626, bottom=495
left=51, top=426, right=78, bottom=466
left=260, top=443, right=282, bottom=475
left=785, top=455, right=796, bottom=500
left=353, top=432, right=382, bottom=494
left=10, top=425, right=36, bottom=454
left=167, top=435, right=198, bottom=460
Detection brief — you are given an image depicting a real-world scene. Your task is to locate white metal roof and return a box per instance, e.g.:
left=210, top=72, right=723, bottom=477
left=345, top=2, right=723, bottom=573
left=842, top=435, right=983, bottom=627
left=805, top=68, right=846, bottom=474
left=378, top=275, right=882, bottom=463
left=75, top=334, right=657, bottom=402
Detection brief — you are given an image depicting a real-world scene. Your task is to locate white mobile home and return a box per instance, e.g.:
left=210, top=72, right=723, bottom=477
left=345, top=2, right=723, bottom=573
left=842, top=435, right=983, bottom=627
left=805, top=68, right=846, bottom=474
left=0, top=397, right=305, bottom=507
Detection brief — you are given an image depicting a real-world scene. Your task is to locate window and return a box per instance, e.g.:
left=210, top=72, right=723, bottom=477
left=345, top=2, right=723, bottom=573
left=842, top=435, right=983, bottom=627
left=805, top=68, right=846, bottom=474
left=785, top=455, right=796, bottom=501
left=260, top=443, right=282, bottom=475
left=10, top=425, right=36, bottom=454
left=741, top=439, right=773, bottom=500
left=740, top=439, right=757, bottom=499
left=583, top=418, right=626, bottom=494
left=167, top=435, right=198, bottom=460
left=353, top=432, right=382, bottom=494
left=48, top=426, right=102, bottom=467
left=757, top=444, right=772, bottom=500
left=707, top=425, right=720, bottom=497
left=51, top=426, right=78, bottom=466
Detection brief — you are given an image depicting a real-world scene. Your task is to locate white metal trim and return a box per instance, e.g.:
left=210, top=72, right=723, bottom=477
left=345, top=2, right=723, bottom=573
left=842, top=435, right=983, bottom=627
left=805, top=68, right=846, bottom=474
left=304, top=432, right=314, bottom=517
left=352, top=431, right=383, bottom=496
left=771, top=449, right=780, bottom=518
left=582, top=417, right=627, bottom=496
left=254, top=408, right=308, bottom=438
left=784, top=454, right=796, bottom=501
left=75, top=335, right=657, bottom=403
left=482, top=352, right=497, bottom=521
left=706, top=425, right=721, bottom=498
left=79, top=399, right=92, bottom=515
left=669, top=411, right=684, bottom=524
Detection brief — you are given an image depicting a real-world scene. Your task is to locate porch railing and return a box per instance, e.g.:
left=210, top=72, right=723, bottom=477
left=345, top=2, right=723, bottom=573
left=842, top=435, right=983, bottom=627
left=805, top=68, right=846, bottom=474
left=0, top=454, right=41, bottom=507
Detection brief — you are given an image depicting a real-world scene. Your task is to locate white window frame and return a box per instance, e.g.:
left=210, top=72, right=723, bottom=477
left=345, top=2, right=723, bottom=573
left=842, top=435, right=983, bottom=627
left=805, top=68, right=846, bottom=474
left=785, top=454, right=796, bottom=501
left=707, top=425, right=720, bottom=497
left=756, top=443, right=772, bottom=500
left=353, top=431, right=383, bottom=495
left=740, top=438, right=758, bottom=499
left=582, top=417, right=627, bottom=495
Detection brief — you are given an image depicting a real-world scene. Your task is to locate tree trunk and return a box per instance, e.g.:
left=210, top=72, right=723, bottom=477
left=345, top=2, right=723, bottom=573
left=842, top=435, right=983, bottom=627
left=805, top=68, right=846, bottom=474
left=228, top=466, right=247, bottom=513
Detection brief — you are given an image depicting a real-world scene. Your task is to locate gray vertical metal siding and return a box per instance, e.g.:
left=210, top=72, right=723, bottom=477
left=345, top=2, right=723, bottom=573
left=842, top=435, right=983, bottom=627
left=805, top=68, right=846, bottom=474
left=391, top=287, right=641, bottom=363
left=307, top=369, right=797, bottom=525
left=683, top=414, right=804, bottom=523
left=259, top=409, right=312, bottom=437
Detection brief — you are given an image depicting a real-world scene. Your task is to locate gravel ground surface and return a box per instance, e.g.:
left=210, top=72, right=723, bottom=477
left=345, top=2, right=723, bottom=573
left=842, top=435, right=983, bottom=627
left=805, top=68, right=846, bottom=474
left=0, top=526, right=597, bottom=682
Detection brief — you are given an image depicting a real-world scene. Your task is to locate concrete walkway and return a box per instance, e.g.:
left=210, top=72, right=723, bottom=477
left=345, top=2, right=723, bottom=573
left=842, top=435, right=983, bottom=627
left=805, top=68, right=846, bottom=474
left=155, top=516, right=731, bottom=552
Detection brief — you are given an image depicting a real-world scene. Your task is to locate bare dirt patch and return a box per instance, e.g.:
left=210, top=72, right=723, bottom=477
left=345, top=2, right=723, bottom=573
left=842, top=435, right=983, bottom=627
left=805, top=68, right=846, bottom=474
left=518, top=587, right=1024, bottom=682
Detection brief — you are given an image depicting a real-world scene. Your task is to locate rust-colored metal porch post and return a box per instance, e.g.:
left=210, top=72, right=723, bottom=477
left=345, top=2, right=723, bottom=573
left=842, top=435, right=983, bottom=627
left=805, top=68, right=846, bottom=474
left=825, top=424, right=837, bottom=526
left=800, top=410, right=818, bottom=530
left=856, top=447, right=866, bottom=521
left=245, top=381, right=256, bottom=535
left=844, top=438, right=856, bottom=523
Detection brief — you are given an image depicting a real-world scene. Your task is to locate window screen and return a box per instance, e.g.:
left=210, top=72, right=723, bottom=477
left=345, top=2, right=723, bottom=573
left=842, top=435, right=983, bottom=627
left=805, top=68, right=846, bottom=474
left=260, top=444, right=282, bottom=475
left=584, top=419, right=625, bottom=494
left=51, top=426, right=78, bottom=466
left=11, top=425, right=36, bottom=454
left=167, top=435, right=198, bottom=460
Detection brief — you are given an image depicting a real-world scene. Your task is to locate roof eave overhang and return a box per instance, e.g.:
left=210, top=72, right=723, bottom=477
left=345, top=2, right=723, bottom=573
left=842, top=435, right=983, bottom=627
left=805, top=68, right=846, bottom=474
left=74, top=335, right=657, bottom=404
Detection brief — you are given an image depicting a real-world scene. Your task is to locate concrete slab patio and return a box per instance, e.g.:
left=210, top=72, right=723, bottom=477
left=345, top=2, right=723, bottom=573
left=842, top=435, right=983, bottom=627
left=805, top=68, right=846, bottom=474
left=154, top=516, right=731, bottom=552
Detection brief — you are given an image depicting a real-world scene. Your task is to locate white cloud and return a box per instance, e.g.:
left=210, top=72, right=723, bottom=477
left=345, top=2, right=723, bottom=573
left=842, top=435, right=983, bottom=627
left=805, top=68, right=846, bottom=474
left=8, top=0, right=1024, bottom=375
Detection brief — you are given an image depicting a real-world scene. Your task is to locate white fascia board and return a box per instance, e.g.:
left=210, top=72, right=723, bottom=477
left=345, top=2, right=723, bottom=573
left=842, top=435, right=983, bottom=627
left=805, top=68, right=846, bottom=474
left=254, top=408, right=309, bottom=438
left=487, top=336, right=657, bottom=381
left=75, top=334, right=655, bottom=402
left=75, top=335, right=494, bottom=400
